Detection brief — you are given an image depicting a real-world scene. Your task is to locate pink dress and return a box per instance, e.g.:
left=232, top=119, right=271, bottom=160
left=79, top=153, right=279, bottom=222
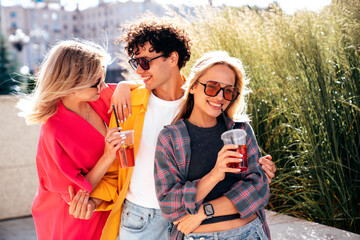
left=32, top=85, right=116, bottom=240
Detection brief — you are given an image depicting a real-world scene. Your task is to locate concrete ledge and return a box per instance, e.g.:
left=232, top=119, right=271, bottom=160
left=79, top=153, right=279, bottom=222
left=0, top=96, right=40, bottom=220
left=266, top=211, right=360, bottom=239
left=1, top=211, right=359, bottom=240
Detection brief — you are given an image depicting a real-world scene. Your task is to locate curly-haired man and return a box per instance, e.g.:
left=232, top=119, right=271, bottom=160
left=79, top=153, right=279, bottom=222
left=102, top=18, right=192, bottom=240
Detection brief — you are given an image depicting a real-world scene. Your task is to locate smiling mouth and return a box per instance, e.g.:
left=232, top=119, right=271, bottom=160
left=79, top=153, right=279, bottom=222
left=208, top=101, right=223, bottom=108
left=142, top=76, right=151, bottom=82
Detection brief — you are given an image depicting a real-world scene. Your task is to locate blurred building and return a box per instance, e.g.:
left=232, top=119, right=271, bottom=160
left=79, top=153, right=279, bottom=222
left=0, top=0, right=186, bottom=82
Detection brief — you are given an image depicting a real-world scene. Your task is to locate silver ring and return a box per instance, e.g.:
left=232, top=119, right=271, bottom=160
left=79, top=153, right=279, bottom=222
left=106, top=138, right=111, bottom=143
left=123, top=105, right=127, bottom=108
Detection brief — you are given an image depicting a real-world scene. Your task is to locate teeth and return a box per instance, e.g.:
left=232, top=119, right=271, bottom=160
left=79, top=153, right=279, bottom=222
left=142, top=76, right=151, bottom=81
left=209, top=101, right=222, bottom=107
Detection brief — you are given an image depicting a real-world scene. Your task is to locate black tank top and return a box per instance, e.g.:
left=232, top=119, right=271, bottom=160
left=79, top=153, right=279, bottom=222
left=184, top=118, right=241, bottom=202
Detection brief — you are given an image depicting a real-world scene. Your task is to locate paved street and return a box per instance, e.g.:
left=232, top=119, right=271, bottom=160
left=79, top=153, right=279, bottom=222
left=1, top=211, right=359, bottom=240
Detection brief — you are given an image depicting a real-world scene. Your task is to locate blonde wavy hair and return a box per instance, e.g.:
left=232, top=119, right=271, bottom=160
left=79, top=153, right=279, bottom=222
left=173, top=51, right=250, bottom=123
left=19, top=39, right=111, bottom=124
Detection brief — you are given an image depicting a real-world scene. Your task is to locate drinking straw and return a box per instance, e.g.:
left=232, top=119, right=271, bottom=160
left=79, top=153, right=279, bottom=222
left=112, top=104, right=121, bottom=132
left=112, top=104, right=127, bottom=165
left=221, top=108, right=230, bottom=131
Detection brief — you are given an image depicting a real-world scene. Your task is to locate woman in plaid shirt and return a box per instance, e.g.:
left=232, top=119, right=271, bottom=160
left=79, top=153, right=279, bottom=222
left=154, top=51, right=270, bottom=240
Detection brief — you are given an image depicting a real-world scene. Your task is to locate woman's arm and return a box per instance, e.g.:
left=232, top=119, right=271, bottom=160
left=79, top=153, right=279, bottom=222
left=83, top=127, right=123, bottom=190
left=155, top=127, right=201, bottom=222
left=67, top=127, right=124, bottom=219
left=110, top=80, right=143, bottom=122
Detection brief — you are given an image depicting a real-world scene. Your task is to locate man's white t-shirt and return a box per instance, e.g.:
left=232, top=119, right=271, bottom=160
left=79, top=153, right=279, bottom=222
left=126, top=91, right=183, bottom=208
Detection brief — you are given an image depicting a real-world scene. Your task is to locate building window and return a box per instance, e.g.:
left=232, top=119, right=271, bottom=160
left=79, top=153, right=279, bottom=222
left=52, top=13, right=58, bottom=21
left=10, top=12, right=16, bottom=18
left=54, top=24, right=61, bottom=32
left=11, top=22, right=17, bottom=29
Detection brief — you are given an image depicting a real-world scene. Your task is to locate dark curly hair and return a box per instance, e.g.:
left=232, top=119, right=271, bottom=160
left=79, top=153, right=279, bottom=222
left=121, top=18, right=191, bottom=70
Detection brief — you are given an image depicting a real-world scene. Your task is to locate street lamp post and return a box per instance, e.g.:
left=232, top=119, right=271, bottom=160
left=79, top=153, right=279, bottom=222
left=8, top=28, right=31, bottom=93
left=8, top=28, right=30, bottom=52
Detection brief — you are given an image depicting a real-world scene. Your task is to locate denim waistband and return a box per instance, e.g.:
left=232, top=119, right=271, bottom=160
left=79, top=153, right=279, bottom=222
left=123, top=199, right=163, bottom=219
left=184, top=217, right=264, bottom=240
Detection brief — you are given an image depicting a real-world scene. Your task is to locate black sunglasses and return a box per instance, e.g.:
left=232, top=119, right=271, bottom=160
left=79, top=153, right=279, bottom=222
left=198, top=80, right=239, bottom=101
left=90, top=77, right=102, bottom=88
left=128, top=54, right=166, bottom=71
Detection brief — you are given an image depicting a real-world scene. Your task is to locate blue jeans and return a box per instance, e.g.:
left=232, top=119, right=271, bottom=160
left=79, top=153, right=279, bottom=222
left=184, top=217, right=268, bottom=240
left=117, top=200, right=170, bottom=240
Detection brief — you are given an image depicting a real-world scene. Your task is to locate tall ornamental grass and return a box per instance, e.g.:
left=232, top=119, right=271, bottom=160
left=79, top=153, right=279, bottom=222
left=174, top=0, right=360, bottom=233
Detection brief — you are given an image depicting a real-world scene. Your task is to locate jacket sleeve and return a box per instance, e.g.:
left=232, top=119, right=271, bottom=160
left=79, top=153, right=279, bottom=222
left=223, top=122, right=270, bottom=218
left=89, top=159, right=119, bottom=211
left=154, top=127, right=201, bottom=222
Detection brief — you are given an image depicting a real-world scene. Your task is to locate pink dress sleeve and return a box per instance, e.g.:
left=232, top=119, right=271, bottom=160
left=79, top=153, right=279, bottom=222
left=36, top=127, right=92, bottom=203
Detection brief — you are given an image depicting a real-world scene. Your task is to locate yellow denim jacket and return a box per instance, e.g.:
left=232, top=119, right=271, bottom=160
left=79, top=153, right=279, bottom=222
left=91, top=86, right=151, bottom=240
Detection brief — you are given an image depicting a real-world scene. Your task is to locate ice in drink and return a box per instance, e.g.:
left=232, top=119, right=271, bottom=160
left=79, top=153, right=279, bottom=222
left=221, top=129, right=248, bottom=172
left=118, top=144, right=135, bottom=168
left=115, top=130, right=135, bottom=168
left=227, top=145, right=248, bottom=171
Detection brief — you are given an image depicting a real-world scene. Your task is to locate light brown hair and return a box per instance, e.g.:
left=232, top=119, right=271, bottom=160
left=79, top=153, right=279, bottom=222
left=19, top=39, right=110, bottom=124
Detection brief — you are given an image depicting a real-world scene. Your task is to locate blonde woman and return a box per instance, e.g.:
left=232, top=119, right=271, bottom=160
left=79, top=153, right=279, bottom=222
left=155, top=51, right=270, bottom=239
left=19, top=40, right=123, bottom=240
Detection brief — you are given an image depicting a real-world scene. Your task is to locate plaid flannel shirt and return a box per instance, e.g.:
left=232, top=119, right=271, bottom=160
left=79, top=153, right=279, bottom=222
left=154, top=117, right=270, bottom=240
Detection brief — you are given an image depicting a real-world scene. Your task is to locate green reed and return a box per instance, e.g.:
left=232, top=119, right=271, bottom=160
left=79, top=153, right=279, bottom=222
left=175, top=0, right=360, bottom=233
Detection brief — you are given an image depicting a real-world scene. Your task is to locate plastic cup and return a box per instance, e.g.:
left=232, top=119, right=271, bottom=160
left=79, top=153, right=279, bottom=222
left=116, top=130, right=135, bottom=168
left=221, top=129, right=248, bottom=172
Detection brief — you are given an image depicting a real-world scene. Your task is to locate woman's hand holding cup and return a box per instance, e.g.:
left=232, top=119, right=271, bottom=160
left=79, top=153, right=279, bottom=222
left=104, top=127, right=124, bottom=161
left=210, top=144, right=243, bottom=182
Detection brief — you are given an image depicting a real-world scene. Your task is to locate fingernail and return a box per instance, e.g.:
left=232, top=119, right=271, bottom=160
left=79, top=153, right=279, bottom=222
left=124, top=117, right=127, bottom=122
left=239, top=159, right=242, bottom=162
left=129, top=113, right=131, bottom=117
left=121, top=119, right=123, bottom=123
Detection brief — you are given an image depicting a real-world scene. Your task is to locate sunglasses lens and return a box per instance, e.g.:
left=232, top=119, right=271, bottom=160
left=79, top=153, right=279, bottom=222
left=204, top=81, right=238, bottom=101
left=225, top=87, right=239, bottom=101
left=224, top=87, right=233, bottom=100
left=138, top=58, right=150, bottom=70
left=129, top=59, right=138, bottom=70
left=205, top=82, right=220, bottom=96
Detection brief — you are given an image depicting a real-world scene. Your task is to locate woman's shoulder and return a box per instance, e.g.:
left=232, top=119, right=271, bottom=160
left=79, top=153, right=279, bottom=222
left=163, top=119, right=186, bottom=131
left=43, top=104, right=77, bottom=140
left=159, top=119, right=187, bottom=138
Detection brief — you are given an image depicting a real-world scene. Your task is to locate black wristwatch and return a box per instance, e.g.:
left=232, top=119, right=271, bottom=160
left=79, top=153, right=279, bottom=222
left=203, top=202, right=214, bottom=219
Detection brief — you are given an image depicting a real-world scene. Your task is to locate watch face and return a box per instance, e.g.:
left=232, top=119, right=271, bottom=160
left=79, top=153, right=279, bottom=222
left=204, top=204, right=214, bottom=215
